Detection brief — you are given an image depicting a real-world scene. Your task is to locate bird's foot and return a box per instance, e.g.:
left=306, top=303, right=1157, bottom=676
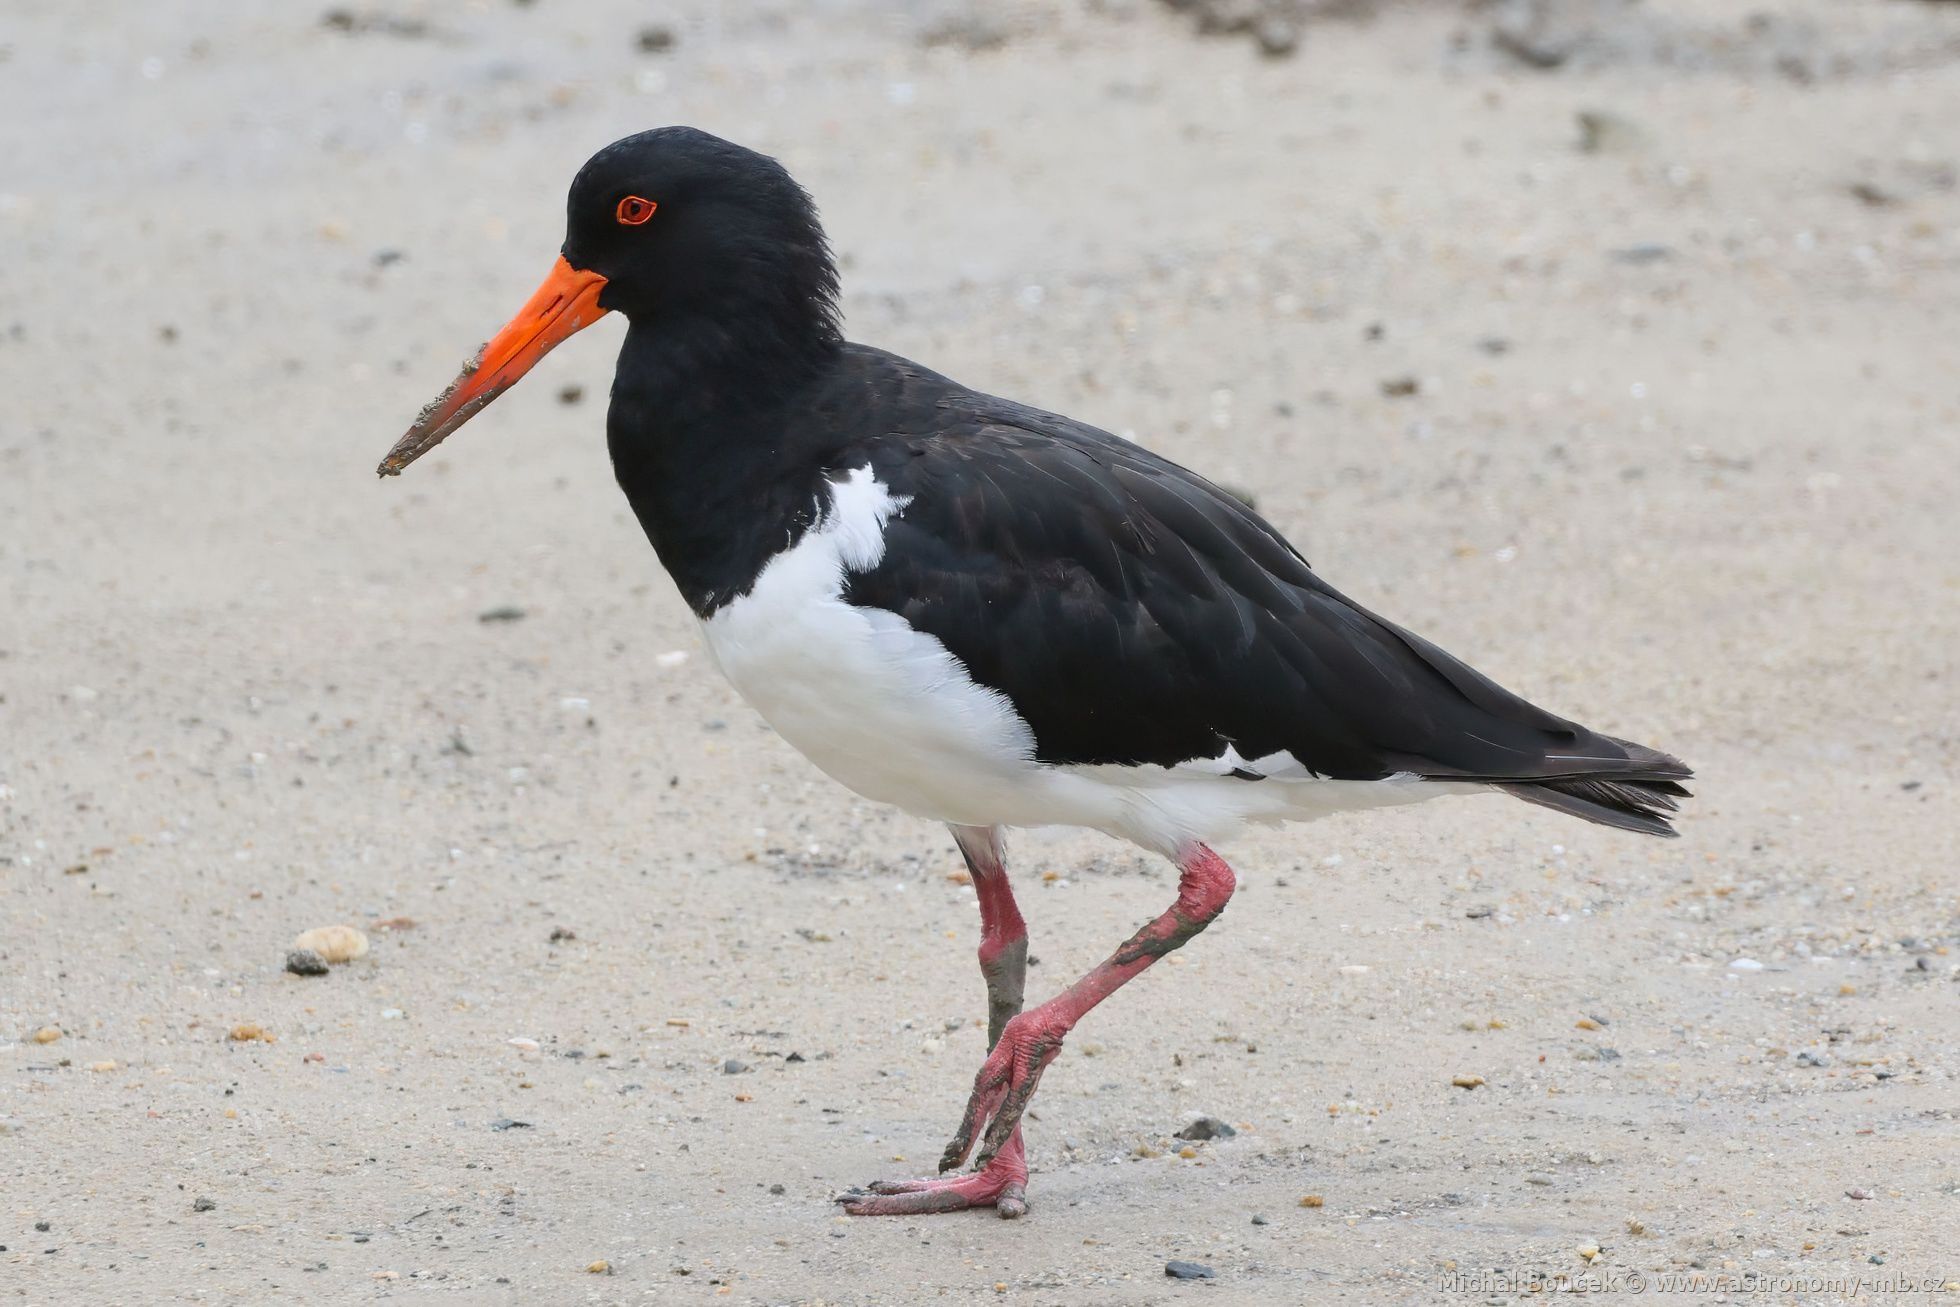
left=837, top=1129, right=1027, bottom=1218
left=938, top=1003, right=1069, bottom=1173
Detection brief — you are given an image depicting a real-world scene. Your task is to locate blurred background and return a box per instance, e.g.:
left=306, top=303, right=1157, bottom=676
left=3, top=0, right=1957, bottom=1300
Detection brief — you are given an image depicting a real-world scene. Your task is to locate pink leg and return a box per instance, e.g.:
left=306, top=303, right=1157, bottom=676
left=840, top=826, right=1032, bottom=1218
left=939, top=843, right=1236, bottom=1172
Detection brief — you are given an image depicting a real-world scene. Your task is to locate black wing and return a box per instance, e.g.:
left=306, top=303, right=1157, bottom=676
left=844, top=379, right=1690, bottom=834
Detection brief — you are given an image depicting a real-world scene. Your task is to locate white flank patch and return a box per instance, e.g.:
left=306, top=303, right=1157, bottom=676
left=700, top=466, right=1469, bottom=853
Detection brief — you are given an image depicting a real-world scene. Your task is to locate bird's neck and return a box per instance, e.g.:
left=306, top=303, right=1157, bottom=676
left=606, top=314, right=850, bottom=616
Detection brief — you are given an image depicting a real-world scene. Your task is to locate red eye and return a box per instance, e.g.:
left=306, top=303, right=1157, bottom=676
left=615, top=195, right=656, bottom=226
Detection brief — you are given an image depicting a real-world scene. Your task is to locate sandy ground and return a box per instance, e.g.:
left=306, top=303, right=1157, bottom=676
left=4, top=0, right=1959, bottom=1302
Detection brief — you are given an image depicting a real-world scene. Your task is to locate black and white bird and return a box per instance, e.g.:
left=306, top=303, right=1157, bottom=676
left=378, top=127, right=1691, bottom=1218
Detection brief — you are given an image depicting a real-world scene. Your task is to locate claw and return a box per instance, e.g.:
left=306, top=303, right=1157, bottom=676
left=840, top=1131, right=1029, bottom=1218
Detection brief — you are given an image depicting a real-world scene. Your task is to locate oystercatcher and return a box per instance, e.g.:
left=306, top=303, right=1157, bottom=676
left=377, top=127, right=1691, bottom=1218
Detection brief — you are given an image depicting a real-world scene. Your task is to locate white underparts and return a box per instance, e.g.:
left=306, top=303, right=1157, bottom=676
left=700, top=466, right=1463, bottom=854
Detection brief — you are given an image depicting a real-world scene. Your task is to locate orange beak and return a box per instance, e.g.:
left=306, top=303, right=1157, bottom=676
left=376, top=256, right=609, bottom=477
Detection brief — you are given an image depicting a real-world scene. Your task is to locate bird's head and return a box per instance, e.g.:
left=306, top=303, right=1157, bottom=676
left=377, top=126, right=839, bottom=477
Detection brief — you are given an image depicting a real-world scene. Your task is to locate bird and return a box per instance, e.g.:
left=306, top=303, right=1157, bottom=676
left=377, top=126, right=1691, bottom=1219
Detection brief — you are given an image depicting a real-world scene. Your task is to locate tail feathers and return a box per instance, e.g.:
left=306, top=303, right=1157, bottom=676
left=1497, top=738, right=1694, bottom=838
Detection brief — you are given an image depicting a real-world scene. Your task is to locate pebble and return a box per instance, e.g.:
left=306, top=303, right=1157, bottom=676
left=292, top=925, right=369, bottom=964
left=1298, top=1194, right=1324, bottom=1208
left=1451, top=1074, right=1486, bottom=1089
left=723, top=1059, right=750, bottom=1075
left=1526, top=1173, right=1555, bottom=1186
left=1250, top=1213, right=1268, bottom=1225
left=478, top=606, right=526, bottom=623
left=192, top=1197, right=217, bottom=1212
left=489, top=1118, right=532, bottom=1131
left=1576, top=108, right=1646, bottom=154
left=229, top=1024, right=272, bottom=1043
left=1728, top=957, right=1765, bottom=971
left=89, top=1060, right=117, bottom=1073
left=1796, top=1050, right=1831, bottom=1067
left=285, top=949, right=330, bottom=977
left=557, top=384, right=584, bottom=406
left=32, top=1026, right=62, bottom=1044
left=1175, top=1116, right=1237, bottom=1141
left=1577, top=1242, right=1602, bottom=1263
left=635, top=24, right=676, bottom=52
left=1845, top=1188, right=1874, bottom=1200
left=1164, top=1261, right=1215, bottom=1280
left=586, top=1259, right=612, bottom=1274
left=507, top=1037, right=540, bottom=1052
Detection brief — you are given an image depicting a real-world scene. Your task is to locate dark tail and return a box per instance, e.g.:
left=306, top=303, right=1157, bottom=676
left=1496, top=738, right=1693, bottom=838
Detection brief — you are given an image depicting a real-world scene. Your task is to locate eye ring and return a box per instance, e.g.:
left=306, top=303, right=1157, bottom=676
left=615, top=195, right=657, bottom=226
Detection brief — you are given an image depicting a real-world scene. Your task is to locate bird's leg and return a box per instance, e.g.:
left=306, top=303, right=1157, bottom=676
left=939, top=842, right=1236, bottom=1173
left=839, top=826, right=1032, bottom=1218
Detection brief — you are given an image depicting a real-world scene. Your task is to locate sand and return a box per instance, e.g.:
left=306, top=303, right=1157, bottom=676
left=3, top=0, right=1957, bottom=1301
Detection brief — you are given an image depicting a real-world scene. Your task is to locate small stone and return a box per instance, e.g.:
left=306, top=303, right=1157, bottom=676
left=1380, top=375, right=1420, bottom=398
left=586, top=1259, right=612, bottom=1274
left=1253, top=16, right=1298, bottom=57
left=1576, top=109, right=1646, bottom=154
left=1610, top=243, right=1674, bottom=266
left=478, top=605, right=526, bottom=623
left=635, top=24, right=676, bottom=52
left=557, top=384, right=584, bottom=406
left=1796, top=1050, right=1831, bottom=1068
left=489, top=1118, right=532, bottom=1131
left=723, top=1059, right=750, bottom=1075
left=292, top=925, right=369, bottom=964
left=285, top=949, right=330, bottom=977
left=1575, top=1017, right=1602, bottom=1031
left=1626, top=1218, right=1646, bottom=1235
left=1250, top=1213, right=1268, bottom=1225
left=1464, top=904, right=1494, bottom=919
left=548, top=926, right=576, bottom=942
left=32, top=1026, right=61, bottom=1045
left=1728, top=957, right=1764, bottom=972
left=229, top=1024, right=272, bottom=1043
left=192, top=1197, right=217, bottom=1212
left=1298, top=1194, right=1324, bottom=1208
left=1845, top=1188, right=1874, bottom=1200
left=1526, top=1173, right=1555, bottom=1186
left=768, top=1183, right=785, bottom=1195
left=1175, top=1115, right=1237, bottom=1141
left=1451, top=1074, right=1486, bottom=1089
left=1177, top=1145, right=1198, bottom=1159
left=1164, top=1261, right=1215, bottom=1280
left=1577, top=1242, right=1601, bottom=1263
left=89, top=1060, right=117, bottom=1073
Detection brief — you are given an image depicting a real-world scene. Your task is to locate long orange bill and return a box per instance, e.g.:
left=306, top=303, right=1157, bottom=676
left=376, top=255, right=609, bottom=477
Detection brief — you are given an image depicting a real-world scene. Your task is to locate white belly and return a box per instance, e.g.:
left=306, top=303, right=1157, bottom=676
left=698, top=466, right=1466, bottom=853
left=700, top=466, right=1049, bottom=828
